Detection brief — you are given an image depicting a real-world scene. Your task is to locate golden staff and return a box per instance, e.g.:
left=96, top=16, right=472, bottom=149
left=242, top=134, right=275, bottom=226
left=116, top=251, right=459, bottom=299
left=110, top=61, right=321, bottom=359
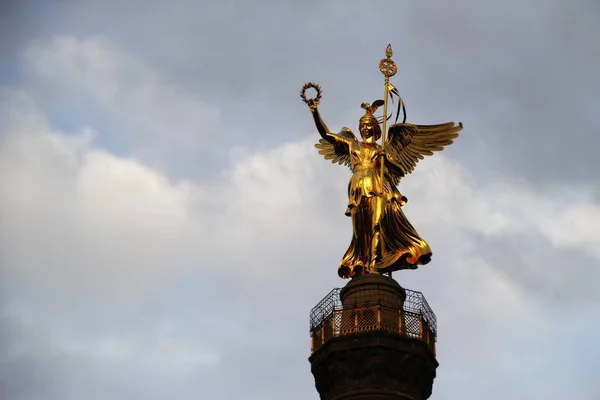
left=378, top=44, right=398, bottom=194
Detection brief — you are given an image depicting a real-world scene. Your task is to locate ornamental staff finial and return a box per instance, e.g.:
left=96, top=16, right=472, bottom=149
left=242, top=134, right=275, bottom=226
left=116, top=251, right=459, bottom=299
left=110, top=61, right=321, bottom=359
left=378, top=44, right=398, bottom=196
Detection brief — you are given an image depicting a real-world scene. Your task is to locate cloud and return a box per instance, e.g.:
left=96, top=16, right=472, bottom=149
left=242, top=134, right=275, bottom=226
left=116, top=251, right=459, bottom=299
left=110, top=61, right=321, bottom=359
left=9, top=1, right=600, bottom=186
left=42, top=0, right=600, bottom=187
left=2, top=70, right=600, bottom=398
left=545, top=202, right=600, bottom=255
left=0, top=96, right=194, bottom=302
left=22, top=35, right=221, bottom=174
left=2, top=3, right=600, bottom=398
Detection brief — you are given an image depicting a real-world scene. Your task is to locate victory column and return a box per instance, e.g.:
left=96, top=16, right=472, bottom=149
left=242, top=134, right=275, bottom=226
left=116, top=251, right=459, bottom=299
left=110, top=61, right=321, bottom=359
left=302, top=45, right=463, bottom=400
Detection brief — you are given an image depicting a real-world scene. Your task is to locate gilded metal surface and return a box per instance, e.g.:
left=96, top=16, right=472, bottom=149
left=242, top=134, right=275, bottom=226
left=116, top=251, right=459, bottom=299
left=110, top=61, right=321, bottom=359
left=303, top=45, right=463, bottom=279
left=379, top=44, right=397, bottom=77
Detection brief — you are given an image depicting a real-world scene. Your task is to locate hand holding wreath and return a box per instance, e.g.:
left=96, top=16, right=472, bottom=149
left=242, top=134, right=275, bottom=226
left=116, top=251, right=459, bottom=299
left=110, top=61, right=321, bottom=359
left=300, top=82, right=322, bottom=112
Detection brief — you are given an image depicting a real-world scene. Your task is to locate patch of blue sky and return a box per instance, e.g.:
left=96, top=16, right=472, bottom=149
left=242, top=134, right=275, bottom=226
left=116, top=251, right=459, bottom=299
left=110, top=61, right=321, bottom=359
left=46, top=102, right=133, bottom=157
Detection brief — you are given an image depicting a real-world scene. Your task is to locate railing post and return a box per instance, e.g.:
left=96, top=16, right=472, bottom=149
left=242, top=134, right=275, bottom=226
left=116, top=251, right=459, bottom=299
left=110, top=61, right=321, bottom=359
left=399, top=310, right=403, bottom=336
left=332, top=311, right=336, bottom=336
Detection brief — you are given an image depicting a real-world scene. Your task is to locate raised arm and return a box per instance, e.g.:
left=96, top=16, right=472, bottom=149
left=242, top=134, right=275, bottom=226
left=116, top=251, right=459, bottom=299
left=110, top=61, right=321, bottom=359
left=307, top=102, right=357, bottom=170
left=309, top=102, right=336, bottom=144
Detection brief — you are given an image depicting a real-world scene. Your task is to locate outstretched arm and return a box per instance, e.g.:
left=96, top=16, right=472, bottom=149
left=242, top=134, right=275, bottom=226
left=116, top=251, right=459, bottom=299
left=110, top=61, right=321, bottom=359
left=308, top=101, right=336, bottom=144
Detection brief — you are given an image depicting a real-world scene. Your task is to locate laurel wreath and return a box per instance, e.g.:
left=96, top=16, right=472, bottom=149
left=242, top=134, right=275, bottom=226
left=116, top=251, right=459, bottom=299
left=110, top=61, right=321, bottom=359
left=300, top=82, right=323, bottom=105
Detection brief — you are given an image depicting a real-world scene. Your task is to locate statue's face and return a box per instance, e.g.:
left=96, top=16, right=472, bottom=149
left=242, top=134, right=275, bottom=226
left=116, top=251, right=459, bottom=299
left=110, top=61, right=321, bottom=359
left=359, top=120, right=374, bottom=137
left=359, top=119, right=379, bottom=140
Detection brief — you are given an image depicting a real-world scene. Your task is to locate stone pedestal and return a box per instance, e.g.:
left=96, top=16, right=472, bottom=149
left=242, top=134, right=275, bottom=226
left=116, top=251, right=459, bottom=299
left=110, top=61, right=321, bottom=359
left=309, top=274, right=438, bottom=400
left=339, top=274, right=406, bottom=335
left=340, top=274, right=406, bottom=308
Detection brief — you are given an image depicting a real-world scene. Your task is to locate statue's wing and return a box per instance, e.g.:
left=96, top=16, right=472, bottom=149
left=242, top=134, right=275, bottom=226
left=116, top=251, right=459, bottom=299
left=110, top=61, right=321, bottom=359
left=384, top=122, right=462, bottom=178
left=385, top=169, right=402, bottom=188
left=315, top=127, right=356, bottom=171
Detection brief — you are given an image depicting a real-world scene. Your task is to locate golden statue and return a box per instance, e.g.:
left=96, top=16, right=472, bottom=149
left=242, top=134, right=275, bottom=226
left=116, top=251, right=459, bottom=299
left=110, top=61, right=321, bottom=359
left=302, top=45, right=463, bottom=279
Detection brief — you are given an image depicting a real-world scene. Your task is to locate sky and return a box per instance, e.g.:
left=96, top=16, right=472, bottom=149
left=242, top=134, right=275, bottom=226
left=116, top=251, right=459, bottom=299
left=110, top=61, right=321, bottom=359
left=0, top=1, right=599, bottom=399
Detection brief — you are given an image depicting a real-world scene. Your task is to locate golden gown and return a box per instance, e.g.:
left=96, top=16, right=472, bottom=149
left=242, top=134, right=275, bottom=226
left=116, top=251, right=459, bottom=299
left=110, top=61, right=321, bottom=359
left=338, top=140, right=431, bottom=278
left=315, top=121, right=462, bottom=279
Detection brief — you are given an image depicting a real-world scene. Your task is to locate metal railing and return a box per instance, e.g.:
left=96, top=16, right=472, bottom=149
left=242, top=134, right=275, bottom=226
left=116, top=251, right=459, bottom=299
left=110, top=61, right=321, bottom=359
left=310, top=288, right=437, bottom=355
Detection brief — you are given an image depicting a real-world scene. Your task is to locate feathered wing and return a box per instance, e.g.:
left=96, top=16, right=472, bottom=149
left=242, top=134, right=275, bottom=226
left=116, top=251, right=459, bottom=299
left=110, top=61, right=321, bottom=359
left=315, top=127, right=357, bottom=170
left=384, top=122, right=462, bottom=184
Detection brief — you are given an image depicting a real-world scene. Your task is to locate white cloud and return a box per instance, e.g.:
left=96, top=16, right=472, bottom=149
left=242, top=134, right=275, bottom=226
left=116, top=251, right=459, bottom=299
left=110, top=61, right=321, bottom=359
left=0, top=90, right=199, bottom=302
left=403, top=155, right=512, bottom=237
left=2, top=33, right=600, bottom=400
left=543, top=202, right=600, bottom=257
left=23, top=35, right=221, bottom=169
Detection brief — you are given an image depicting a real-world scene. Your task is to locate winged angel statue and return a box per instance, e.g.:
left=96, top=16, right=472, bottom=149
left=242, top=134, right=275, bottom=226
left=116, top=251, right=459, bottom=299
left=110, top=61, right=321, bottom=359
left=302, top=73, right=462, bottom=279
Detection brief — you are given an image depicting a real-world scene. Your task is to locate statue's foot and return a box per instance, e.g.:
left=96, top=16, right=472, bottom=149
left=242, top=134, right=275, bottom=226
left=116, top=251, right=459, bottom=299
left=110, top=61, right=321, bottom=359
left=352, top=264, right=365, bottom=276
left=418, top=253, right=432, bottom=265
